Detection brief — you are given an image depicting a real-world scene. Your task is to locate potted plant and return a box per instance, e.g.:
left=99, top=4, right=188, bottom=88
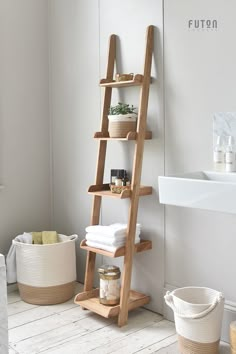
left=108, top=102, right=137, bottom=138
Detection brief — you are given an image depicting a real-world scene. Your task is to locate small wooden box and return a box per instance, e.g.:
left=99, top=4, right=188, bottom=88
left=115, top=73, right=134, bottom=82
left=110, top=184, right=131, bottom=194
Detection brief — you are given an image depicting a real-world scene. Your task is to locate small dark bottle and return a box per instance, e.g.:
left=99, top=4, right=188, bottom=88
left=122, top=171, right=130, bottom=186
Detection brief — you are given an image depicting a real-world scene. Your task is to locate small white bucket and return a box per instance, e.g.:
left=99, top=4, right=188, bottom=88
left=164, top=287, right=224, bottom=354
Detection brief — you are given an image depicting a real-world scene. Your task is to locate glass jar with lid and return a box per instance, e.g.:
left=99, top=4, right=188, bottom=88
left=98, top=264, right=121, bottom=305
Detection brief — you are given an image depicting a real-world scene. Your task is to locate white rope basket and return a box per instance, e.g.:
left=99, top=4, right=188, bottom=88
left=14, top=234, right=78, bottom=304
left=164, top=287, right=224, bottom=353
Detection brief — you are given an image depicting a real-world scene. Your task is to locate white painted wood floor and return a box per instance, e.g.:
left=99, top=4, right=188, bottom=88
left=8, top=283, right=230, bottom=354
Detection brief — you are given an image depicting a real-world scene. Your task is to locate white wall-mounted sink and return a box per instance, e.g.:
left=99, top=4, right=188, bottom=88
left=158, top=171, right=236, bottom=214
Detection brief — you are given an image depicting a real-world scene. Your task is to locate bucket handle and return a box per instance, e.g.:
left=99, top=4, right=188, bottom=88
left=164, top=291, right=223, bottom=319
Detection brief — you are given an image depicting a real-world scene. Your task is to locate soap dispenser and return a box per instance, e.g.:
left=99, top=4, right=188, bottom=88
left=225, top=136, right=236, bottom=172
left=213, top=135, right=225, bottom=172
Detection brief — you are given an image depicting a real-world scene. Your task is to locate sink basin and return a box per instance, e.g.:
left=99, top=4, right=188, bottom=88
left=158, top=171, right=236, bottom=214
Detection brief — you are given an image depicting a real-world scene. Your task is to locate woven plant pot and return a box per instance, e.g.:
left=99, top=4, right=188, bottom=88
left=14, top=234, right=78, bottom=305
left=108, top=114, right=137, bottom=138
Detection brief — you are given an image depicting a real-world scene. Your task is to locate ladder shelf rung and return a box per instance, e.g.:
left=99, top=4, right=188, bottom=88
left=80, top=239, right=152, bottom=258
left=74, top=288, right=150, bottom=318
left=93, top=131, right=152, bottom=140
left=100, top=74, right=143, bottom=88
left=88, top=184, right=152, bottom=198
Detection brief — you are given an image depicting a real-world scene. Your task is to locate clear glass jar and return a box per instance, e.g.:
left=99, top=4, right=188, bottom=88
left=98, top=264, right=121, bottom=305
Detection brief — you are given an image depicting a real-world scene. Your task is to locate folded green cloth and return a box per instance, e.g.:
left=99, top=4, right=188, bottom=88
left=31, top=232, right=42, bottom=244
left=42, top=231, right=58, bottom=244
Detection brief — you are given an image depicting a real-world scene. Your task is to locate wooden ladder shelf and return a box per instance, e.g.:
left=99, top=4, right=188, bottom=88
left=74, top=25, right=154, bottom=327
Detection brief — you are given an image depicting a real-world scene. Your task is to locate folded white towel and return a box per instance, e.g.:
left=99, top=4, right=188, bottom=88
left=86, top=239, right=140, bottom=253
left=85, top=233, right=140, bottom=246
left=85, top=224, right=126, bottom=236
left=86, top=235, right=140, bottom=247
left=111, top=223, right=141, bottom=232
left=85, top=223, right=141, bottom=237
left=6, top=232, right=32, bottom=284
left=86, top=233, right=125, bottom=245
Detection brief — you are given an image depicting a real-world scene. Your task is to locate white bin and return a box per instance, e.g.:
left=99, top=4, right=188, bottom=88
left=0, top=254, right=8, bottom=353
left=164, top=287, right=224, bottom=354
left=14, top=234, right=78, bottom=305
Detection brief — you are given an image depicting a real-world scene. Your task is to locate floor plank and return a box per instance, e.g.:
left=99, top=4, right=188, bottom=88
left=89, top=320, right=176, bottom=354
left=11, top=313, right=114, bottom=353
left=40, top=310, right=163, bottom=354
left=135, top=334, right=178, bottom=353
left=7, top=284, right=231, bottom=354
left=8, top=299, right=38, bottom=316
left=7, top=291, right=23, bottom=305
left=8, top=298, right=80, bottom=330
left=8, top=345, right=18, bottom=354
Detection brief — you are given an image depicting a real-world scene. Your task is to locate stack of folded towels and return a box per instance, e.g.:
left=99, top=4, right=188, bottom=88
left=85, top=223, right=141, bottom=252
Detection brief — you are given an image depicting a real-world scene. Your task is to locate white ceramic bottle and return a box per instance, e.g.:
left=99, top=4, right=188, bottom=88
left=225, top=136, right=236, bottom=172
left=213, top=135, right=225, bottom=172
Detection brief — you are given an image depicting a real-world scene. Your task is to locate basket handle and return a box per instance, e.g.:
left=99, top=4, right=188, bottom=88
left=164, top=291, right=223, bottom=319
left=68, top=234, right=78, bottom=241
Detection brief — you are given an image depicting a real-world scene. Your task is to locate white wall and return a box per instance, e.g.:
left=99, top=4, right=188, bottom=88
left=49, top=0, right=102, bottom=283
left=0, top=0, right=51, bottom=255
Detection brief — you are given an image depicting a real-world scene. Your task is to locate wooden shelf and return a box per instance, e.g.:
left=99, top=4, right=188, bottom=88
left=81, top=26, right=154, bottom=327
left=80, top=239, right=152, bottom=258
left=88, top=184, right=152, bottom=198
left=94, top=131, right=152, bottom=140
left=100, top=74, right=143, bottom=88
left=74, top=288, right=150, bottom=318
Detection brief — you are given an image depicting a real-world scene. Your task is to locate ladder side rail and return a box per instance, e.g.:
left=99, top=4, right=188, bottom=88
left=84, top=34, right=116, bottom=292
left=118, top=25, right=154, bottom=326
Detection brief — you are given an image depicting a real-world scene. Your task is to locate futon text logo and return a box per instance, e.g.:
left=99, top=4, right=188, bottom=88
left=188, top=19, right=218, bottom=31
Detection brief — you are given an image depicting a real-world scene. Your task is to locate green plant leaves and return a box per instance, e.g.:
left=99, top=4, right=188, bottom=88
left=109, top=102, right=137, bottom=115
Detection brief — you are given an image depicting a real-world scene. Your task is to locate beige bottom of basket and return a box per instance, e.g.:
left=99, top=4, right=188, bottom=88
left=178, top=335, right=220, bottom=354
left=18, top=281, right=75, bottom=305
left=109, top=121, right=137, bottom=138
